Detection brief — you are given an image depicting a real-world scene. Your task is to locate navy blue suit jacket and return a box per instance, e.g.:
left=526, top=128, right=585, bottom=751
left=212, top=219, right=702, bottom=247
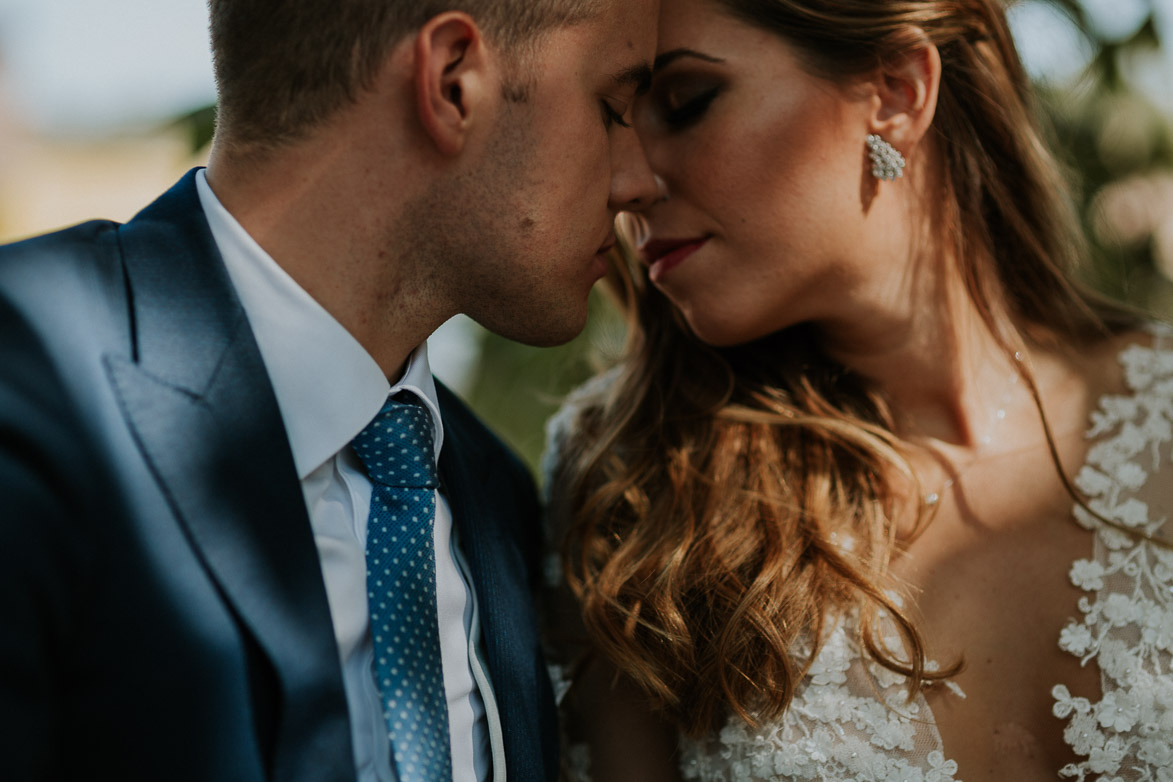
left=0, top=171, right=558, bottom=781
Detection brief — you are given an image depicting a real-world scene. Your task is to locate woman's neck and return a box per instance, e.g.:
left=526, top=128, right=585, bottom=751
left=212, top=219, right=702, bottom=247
left=818, top=254, right=1040, bottom=455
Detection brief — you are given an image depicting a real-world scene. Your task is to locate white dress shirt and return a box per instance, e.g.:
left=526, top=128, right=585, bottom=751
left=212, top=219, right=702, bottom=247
left=195, top=169, right=497, bottom=782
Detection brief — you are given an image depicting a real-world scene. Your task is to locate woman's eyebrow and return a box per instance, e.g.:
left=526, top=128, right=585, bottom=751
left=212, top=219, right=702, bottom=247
left=654, top=48, right=725, bottom=72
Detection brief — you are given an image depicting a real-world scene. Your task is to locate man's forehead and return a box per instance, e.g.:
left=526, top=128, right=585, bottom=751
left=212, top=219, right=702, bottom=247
left=583, top=0, right=658, bottom=44
left=585, top=0, right=659, bottom=82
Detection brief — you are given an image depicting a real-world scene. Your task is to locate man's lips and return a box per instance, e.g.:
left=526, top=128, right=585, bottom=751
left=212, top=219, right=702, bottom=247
left=641, top=237, right=709, bottom=281
left=588, top=235, right=617, bottom=279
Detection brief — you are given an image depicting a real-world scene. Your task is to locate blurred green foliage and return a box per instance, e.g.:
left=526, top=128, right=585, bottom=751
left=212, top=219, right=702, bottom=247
left=172, top=104, right=217, bottom=155
left=173, top=0, right=1173, bottom=479
left=1037, top=0, right=1173, bottom=311
left=463, top=289, right=628, bottom=472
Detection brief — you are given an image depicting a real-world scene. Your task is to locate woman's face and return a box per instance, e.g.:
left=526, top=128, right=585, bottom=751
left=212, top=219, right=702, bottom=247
left=635, top=0, right=885, bottom=347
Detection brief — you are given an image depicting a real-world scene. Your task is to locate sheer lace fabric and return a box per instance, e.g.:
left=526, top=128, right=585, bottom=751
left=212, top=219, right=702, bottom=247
left=1053, top=330, right=1173, bottom=781
left=676, top=617, right=962, bottom=782
left=545, top=330, right=1173, bottom=781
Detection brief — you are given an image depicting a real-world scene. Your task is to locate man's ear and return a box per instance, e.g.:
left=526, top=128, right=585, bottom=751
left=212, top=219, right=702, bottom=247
left=869, top=35, right=941, bottom=155
left=413, top=13, right=494, bottom=157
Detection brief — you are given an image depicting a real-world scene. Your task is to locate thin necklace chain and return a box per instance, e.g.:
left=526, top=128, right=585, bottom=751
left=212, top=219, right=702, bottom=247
left=923, top=364, right=1023, bottom=507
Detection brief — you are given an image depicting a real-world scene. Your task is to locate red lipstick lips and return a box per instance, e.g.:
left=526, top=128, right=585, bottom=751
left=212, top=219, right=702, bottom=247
left=642, top=237, right=709, bottom=282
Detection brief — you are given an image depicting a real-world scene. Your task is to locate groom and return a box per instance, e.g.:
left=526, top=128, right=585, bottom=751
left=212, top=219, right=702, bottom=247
left=0, top=0, right=659, bottom=780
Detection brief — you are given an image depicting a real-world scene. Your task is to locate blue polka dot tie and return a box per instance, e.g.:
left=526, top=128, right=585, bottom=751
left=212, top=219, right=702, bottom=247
left=351, top=393, right=452, bottom=782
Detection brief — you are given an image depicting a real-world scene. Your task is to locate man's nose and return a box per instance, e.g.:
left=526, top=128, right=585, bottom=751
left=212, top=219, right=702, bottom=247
left=608, top=127, right=664, bottom=212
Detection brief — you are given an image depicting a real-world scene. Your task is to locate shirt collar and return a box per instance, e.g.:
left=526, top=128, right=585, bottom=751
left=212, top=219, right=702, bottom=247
left=195, top=168, right=444, bottom=480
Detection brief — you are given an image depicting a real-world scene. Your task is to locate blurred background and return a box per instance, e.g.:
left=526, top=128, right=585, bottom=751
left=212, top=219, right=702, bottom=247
left=1, top=0, right=1171, bottom=477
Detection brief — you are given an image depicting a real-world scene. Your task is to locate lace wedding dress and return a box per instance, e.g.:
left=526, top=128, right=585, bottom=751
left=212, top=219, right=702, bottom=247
left=544, top=329, right=1173, bottom=781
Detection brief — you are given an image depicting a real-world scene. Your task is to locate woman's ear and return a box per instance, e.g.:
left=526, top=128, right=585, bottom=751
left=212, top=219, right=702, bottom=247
left=412, top=12, right=494, bottom=157
left=869, top=35, right=942, bottom=155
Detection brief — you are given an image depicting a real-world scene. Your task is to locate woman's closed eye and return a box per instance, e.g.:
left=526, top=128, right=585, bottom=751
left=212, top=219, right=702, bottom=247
left=644, top=79, right=723, bottom=131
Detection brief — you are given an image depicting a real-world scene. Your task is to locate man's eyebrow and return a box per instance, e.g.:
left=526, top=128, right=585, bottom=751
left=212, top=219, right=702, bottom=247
left=654, top=48, right=725, bottom=72
left=612, top=62, right=654, bottom=94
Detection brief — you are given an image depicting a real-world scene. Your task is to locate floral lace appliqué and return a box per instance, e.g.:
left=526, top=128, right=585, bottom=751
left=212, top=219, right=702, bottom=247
left=679, top=617, right=962, bottom=782
left=1054, top=331, right=1173, bottom=781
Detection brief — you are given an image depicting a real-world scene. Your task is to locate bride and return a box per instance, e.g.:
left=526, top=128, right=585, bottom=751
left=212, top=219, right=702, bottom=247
left=543, top=0, right=1173, bottom=780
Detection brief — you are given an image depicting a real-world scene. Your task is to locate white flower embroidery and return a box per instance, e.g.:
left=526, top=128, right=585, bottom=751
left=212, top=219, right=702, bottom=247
left=1114, top=461, right=1148, bottom=490
left=1059, top=623, right=1095, bottom=656
left=673, top=616, right=964, bottom=781
left=925, top=750, right=958, bottom=781
left=1097, top=691, right=1142, bottom=732
left=1070, top=559, right=1106, bottom=590
left=1076, top=465, right=1114, bottom=497
left=1054, top=329, right=1173, bottom=782
left=1111, top=497, right=1151, bottom=528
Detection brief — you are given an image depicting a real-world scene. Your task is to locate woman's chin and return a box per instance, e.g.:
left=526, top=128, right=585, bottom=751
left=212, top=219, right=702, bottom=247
left=686, top=318, right=771, bottom=349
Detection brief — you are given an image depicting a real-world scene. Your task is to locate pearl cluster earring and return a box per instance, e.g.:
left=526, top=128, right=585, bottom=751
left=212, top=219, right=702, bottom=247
left=866, top=134, right=905, bottom=181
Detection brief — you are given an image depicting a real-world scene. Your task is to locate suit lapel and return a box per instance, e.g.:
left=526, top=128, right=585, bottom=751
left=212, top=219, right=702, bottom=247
left=107, top=171, right=354, bottom=782
left=436, top=386, right=556, bottom=782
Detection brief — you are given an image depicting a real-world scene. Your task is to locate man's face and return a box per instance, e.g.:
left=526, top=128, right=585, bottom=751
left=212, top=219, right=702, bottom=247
left=436, top=0, right=661, bottom=347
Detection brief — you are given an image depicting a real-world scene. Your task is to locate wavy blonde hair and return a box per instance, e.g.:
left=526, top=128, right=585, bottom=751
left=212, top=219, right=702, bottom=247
left=551, top=0, right=1138, bottom=737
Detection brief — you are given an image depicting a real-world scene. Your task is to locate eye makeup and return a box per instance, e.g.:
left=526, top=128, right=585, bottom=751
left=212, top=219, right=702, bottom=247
left=643, top=74, right=725, bottom=131
left=640, top=48, right=728, bottom=133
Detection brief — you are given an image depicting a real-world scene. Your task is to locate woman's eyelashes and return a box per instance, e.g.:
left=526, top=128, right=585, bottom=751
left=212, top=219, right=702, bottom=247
left=645, top=80, right=722, bottom=131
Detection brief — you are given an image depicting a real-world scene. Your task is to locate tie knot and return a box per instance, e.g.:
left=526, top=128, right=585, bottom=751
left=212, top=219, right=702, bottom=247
left=351, top=394, right=438, bottom=489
